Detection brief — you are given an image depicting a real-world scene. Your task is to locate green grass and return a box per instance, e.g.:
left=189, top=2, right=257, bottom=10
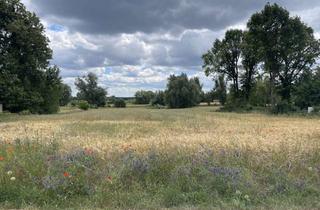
left=0, top=106, right=320, bottom=209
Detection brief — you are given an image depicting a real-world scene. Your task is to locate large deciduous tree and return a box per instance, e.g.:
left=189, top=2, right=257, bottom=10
left=75, top=73, right=107, bottom=107
left=165, top=73, right=202, bottom=108
left=203, top=29, right=243, bottom=96
left=247, top=3, right=320, bottom=102
left=60, top=83, right=72, bottom=106
left=0, top=0, right=63, bottom=113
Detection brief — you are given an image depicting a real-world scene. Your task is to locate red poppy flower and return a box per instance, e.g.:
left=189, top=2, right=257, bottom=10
left=0, top=156, right=4, bottom=161
left=84, top=148, right=93, bottom=155
left=63, top=172, right=70, bottom=177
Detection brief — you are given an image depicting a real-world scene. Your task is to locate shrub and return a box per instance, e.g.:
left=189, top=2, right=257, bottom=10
left=135, top=91, right=155, bottom=104
left=70, top=100, right=79, bottom=107
left=151, top=91, right=166, bottom=106
left=165, top=73, right=202, bottom=108
left=78, top=100, right=90, bottom=110
left=114, top=99, right=126, bottom=108
left=271, top=101, right=299, bottom=114
left=18, top=110, right=32, bottom=115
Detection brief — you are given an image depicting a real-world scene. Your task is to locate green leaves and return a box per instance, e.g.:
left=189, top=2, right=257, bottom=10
left=75, top=73, right=107, bottom=107
left=0, top=0, right=62, bottom=114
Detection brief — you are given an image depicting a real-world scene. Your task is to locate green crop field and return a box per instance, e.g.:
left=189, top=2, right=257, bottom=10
left=0, top=106, right=320, bottom=209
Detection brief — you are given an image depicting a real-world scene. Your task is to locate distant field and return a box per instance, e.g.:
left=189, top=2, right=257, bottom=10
left=0, top=107, right=320, bottom=209
left=1, top=106, right=319, bottom=154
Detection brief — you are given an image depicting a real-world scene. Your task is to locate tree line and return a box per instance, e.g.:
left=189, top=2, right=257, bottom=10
left=202, top=3, right=320, bottom=113
left=1, top=1, right=319, bottom=113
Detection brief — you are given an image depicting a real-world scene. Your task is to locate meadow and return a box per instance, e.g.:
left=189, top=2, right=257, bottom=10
left=0, top=106, right=320, bottom=209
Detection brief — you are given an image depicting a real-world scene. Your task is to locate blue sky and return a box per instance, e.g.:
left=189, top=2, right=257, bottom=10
left=22, top=0, right=320, bottom=96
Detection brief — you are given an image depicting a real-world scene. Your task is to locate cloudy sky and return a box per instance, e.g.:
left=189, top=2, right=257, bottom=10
left=21, top=0, right=320, bottom=96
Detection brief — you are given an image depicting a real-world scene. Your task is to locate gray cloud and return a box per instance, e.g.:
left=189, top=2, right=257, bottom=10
left=21, top=0, right=320, bottom=96
left=29, top=0, right=320, bottom=35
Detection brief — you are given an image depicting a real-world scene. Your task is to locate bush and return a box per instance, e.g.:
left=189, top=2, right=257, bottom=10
left=114, top=99, right=126, bottom=108
left=78, top=100, right=90, bottom=110
left=19, top=110, right=32, bottom=115
left=271, top=101, right=299, bottom=114
left=151, top=91, right=166, bottom=106
left=165, top=73, right=202, bottom=108
left=135, top=91, right=155, bottom=104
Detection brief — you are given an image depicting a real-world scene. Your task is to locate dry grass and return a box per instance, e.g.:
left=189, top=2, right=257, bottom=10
left=1, top=106, right=319, bottom=156
left=1, top=106, right=320, bottom=208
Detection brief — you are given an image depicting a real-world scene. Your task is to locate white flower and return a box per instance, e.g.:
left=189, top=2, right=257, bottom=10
left=308, top=167, right=313, bottom=172
left=10, top=177, right=16, bottom=181
left=7, top=171, right=13, bottom=176
left=244, top=195, right=250, bottom=201
left=235, top=190, right=241, bottom=195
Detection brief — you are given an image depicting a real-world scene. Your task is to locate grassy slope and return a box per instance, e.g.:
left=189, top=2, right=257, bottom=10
left=0, top=106, right=320, bottom=209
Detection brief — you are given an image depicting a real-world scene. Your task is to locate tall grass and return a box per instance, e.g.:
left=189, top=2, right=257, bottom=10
left=0, top=139, right=319, bottom=209
left=0, top=107, right=320, bottom=208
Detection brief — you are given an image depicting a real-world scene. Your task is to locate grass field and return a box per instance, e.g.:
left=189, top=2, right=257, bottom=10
left=0, top=106, right=320, bottom=209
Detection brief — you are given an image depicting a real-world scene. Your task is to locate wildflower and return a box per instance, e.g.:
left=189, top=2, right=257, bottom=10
left=84, top=148, right=93, bottom=156
left=10, top=177, right=16, bottom=181
left=7, top=171, right=13, bottom=176
left=107, top=176, right=112, bottom=183
left=0, top=156, right=4, bottom=161
left=308, top=167, right=313, bottom=172
left=235, top=190, right=242, bottom=195
left=244, top=195, right=250, bottom=201
left=63, top=172, right=70, bottom=178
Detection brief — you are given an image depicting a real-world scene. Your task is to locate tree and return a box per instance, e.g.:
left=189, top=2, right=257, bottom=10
left=203, top=91, right=214, bottom=106
left=293, top=67, right=320, bottom=109
left=60, top=83, right=72, bottom=106
left=241, top=32, right=260, bottom=100
left=212, top=74, right=227, bottom=105
left=114, top=99, right=126, bottom=108
left=247, top=3, right=320, bottom=102
left=134, top=90, right=155, bottom=104
left=40, top=66, right=63, bottom=114
left=165, top=73, right=202, bottom=108
left=203, top=29, right=243, bottom=96
left=0, top=0, right=63, bottom=113
left=75, top=73, right=107, bottom=107
left=151, top=91, right=165, bottom=106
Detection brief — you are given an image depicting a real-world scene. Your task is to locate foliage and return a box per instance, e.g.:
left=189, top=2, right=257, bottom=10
left=78, top=100, right=89, bottom=110
left=59, top=84, right=72, bottom=106
left=134, top=91, right=155, bottom=105
left=0, top=0, right=63, bottom=114
left=75, top=73, right=107, bottom=107
left=271, top=101, right=299, bottom=114
left=249, top=78, right=270, bottom=107
left=247, top=3, right=320, bottom=102
left=203, top=91, right=214, bottom=106
left=203, top=3, right=320, bottom=113
left=151, top=91, right=166, bottom=106
left=114, top=99, right=126, bottom=108
left=293, top=68, right=320, bottom=109
left=165, top=73, right=202, bottom=108
left=212, top=74, right=227, bottom=105
left=203, top=29, right=243, bottom=96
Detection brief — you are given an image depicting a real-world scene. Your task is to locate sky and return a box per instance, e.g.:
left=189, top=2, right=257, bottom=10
left=21, top=0, right=320, bottom=97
